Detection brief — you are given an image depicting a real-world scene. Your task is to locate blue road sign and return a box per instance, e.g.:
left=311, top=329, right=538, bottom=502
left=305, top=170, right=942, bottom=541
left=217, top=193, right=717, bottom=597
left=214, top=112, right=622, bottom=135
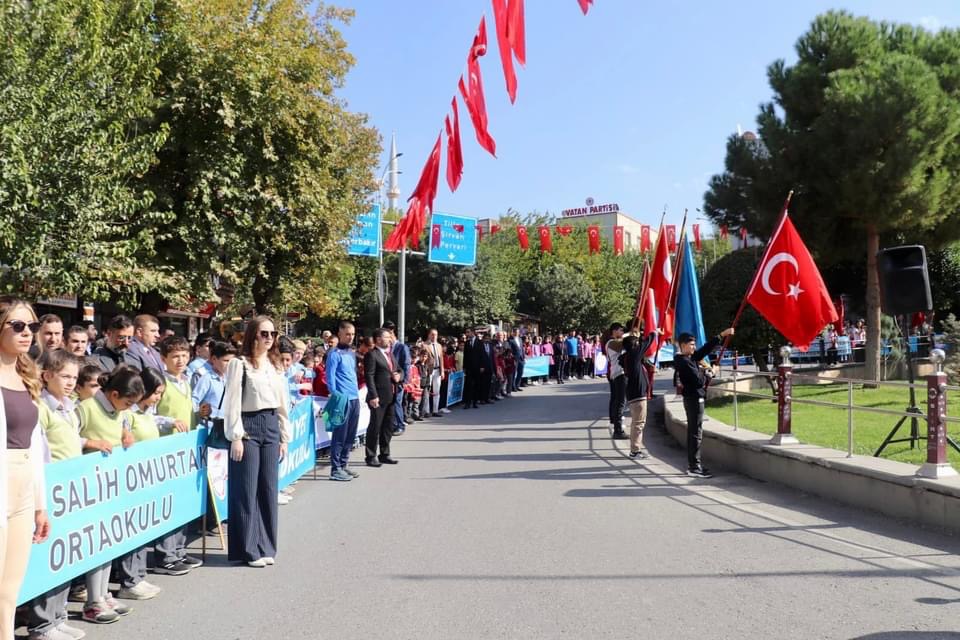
left=347, top=204, right=381, bottom=257
left=427, top=212, right=477, bottom=266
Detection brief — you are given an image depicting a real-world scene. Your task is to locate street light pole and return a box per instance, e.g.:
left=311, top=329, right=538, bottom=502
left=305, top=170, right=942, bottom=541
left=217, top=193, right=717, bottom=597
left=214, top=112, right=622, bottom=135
left=386, top=133, right=405, bottom=341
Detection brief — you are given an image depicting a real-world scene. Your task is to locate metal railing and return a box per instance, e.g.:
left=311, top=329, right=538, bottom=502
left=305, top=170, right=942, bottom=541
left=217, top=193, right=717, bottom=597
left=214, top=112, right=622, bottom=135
left=708, top=366, right=960, bottom=467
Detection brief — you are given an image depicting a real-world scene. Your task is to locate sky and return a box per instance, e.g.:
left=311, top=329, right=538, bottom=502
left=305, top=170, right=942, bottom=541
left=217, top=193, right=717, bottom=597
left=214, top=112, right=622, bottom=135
left=332, top=1, right=960, bottom=229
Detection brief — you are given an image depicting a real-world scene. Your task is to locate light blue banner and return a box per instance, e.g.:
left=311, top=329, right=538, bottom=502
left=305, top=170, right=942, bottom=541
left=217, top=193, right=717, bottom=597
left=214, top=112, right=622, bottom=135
left=427, top=212, right=477, bottom=266
left=446, top=371, right=464, bottom=406
left=18, top=431, right=208, bottom=604
left=522, top=356, right=550, bottom=378
left=279, top=397, right=316, bottom=490
left=347, top=204, right=381, bottom=257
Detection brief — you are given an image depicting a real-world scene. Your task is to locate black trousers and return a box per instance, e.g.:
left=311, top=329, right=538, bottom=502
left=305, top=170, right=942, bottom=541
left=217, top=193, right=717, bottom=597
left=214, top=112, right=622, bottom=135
left=464, top=371, right=480, bottom=407
left=228, top=409, right=280, bottom=562
left=683, top=395, right=705, bottom=471
left=555, top=359, right=566, bottom=383
left=609, top=375, right=626, bottom=430
left=480, top=370, right=493, bottom=401
left=365, top=396, right=394, bottom=459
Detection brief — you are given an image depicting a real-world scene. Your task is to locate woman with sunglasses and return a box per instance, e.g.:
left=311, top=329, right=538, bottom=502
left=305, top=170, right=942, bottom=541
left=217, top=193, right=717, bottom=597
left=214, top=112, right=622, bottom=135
left=221, top=317, right=291, bottom=568
left=0, top=298, right=51, bottom=638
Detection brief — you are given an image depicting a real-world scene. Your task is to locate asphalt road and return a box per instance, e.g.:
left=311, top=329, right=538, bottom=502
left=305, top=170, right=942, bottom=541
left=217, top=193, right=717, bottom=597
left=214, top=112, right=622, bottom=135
left=80, top=375, right=960, bottom=640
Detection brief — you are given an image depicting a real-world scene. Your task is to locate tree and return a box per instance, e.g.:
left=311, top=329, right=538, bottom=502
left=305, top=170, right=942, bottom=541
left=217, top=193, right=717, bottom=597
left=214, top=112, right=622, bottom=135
left=142, top=0, right=379, bottom=312
left=0, top=0, right=171, bottom=302
left=520, top=262, right=595, bottom=334
left=703, top=11, right=960, bottom=380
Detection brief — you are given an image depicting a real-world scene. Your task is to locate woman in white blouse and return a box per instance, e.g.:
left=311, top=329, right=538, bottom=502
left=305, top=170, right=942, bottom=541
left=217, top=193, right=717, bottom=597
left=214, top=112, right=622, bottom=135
left=222, top=316, right=291, bottom=568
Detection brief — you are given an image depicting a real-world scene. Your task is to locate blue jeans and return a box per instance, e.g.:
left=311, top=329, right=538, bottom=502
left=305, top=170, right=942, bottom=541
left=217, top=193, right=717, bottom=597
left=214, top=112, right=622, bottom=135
left=393, top=388, right=405, bottom=430
left=330, top=399, right=360, bottom=473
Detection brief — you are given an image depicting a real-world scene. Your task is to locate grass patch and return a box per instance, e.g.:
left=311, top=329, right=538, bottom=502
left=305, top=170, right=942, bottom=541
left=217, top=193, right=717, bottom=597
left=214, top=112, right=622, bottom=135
left=705, top=383, right=960, bottom=466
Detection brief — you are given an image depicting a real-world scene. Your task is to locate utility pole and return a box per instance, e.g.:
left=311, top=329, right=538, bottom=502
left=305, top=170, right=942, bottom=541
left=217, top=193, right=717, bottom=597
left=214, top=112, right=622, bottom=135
left=387, top=133, right=405, bottom=341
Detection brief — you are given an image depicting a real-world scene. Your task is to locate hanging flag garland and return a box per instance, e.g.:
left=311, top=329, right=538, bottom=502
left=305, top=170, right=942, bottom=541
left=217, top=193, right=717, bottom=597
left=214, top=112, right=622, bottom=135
left=445, top=97, right=464, bottom=192
left=384, top=133, right=442, bottom=250
left=492, top=0, right=526, bottom=104
left=577, top=0, right=594, bottom=15
left=459, top=17, right=497, bottom=157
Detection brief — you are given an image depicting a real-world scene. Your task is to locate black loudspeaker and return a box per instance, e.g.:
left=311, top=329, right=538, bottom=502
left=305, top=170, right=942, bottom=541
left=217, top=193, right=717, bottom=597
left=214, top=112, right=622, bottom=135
left=877, top=245, right=932, bottom=317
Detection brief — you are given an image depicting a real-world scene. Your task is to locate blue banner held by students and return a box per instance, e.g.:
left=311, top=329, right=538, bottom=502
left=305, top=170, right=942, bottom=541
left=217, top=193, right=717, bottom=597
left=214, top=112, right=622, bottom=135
left=279, top=397, right=316, bottom=490
left=446, top=371, right=464, bottom=406
left=18, top=431, right=208, bottom=604
left=522, top=356, right=550, bottom=378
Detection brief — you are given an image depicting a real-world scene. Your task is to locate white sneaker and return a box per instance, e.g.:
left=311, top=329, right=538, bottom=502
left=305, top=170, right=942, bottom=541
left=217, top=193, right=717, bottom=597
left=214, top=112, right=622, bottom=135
left=116, top=581, right=158, bottom=600
left=277, top=493, right=292, bottom=505
left=56, top=623, right=86, bottom=640
left=262, top=557, right=275, bottom=565
left=140, top=580, right=163, bottom=595
left=29, top=627, right=75, bottom=640
left=247, top=558, right=267, bottom=568
left=440, top=408, right=451, bottom=414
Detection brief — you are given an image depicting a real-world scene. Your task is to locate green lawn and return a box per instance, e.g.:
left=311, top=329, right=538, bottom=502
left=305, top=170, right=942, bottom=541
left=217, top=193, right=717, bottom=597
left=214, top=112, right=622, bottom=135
left=705, top=383, right=960, bottom=467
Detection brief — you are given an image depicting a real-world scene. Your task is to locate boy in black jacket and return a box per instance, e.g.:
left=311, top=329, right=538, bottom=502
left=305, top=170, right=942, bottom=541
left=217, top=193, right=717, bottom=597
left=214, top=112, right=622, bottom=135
left=674, top=327, right=735, bottom=478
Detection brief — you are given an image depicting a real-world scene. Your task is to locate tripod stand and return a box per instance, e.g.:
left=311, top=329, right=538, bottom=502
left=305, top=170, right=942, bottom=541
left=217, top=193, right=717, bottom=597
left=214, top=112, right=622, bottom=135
left=874, top=316, right=960, bottom=457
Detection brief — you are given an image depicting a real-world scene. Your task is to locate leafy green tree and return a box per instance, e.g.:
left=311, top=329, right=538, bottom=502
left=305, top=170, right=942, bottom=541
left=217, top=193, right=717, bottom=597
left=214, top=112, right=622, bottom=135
left=142, top=0, right=379, bottom=312
left=704, top=11, right=960, bottom=380
left=0, top=0, right=170, bottom=302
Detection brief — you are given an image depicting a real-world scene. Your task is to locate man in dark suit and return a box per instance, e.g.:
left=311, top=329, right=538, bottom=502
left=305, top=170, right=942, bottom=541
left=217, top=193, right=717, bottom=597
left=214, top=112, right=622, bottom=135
left=364, top=328, right=402, bottom=466
left=509, top=328, right=526, bottom=392
left=462, top=327, right=484, bottom=409
left=480, top=326, right=497, bottom=404
left=124, top=314, right=165, bottom=372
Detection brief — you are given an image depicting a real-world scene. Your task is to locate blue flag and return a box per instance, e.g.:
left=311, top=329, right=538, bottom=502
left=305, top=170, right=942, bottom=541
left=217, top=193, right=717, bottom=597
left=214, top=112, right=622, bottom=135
left=674, top=237, right=706, bottom=347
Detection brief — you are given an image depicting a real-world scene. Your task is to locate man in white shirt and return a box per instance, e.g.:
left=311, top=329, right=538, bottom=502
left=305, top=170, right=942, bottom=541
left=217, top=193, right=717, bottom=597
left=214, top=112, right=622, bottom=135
left=605, top=322, right=628, bottom=439
left=424, top=329, right=445, bottom=417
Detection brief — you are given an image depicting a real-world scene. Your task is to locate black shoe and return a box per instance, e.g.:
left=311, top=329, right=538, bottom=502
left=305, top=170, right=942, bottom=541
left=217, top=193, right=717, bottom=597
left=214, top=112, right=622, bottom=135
left=687, top=467, right=713, bottom=478
left=392, top=429, right=405, bottom=436
left=481, top=400, right=491, bottom=405
left=378, top=456, right=399, bottom=465
left=463, top=405, right=471, bottom=410
left=431, top=412, right=443, bottom=418
left=179, top=554, right=203, bottom=568
left=153, top=560, right=191, bottom=576
left=472, top=404, right=480, bottom=408
left=629, top=450, right=649, bottom=460
left=612, top=430, right=628, bottom=440
left=365, top=458, right=382, bottom=468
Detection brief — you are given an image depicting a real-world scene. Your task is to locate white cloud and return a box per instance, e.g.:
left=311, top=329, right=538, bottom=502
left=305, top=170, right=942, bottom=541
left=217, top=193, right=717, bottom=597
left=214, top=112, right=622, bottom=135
left=919, top=15, right=943, bottom=32
left=617, top=163, right=644, bottom=175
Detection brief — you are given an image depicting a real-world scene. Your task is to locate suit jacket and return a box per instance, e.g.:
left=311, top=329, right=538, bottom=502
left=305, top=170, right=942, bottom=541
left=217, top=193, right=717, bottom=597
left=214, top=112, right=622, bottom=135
left=124, top=338, right=164, bottom=373
left=462, top=337, right=486, bottom=374
left=509, top=336, right=525, bottom=362
left=482, top=339, right=496, bottom=373
left=391, top=340, right=411, bottom=384
left=364, top=348, right=398, bottom=405
left=425, top=341, right=444, bottom=376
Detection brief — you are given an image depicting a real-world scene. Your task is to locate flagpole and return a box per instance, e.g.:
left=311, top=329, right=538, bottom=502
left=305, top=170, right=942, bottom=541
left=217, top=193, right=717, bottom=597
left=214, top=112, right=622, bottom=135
left=718, top=190, right=794, bottom=365
left=631, top=260, right=652, bottom=332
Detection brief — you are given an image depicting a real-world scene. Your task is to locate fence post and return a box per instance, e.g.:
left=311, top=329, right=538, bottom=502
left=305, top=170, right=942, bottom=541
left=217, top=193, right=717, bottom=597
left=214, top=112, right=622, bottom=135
left=770, top=346, right=799, bottom=445
left=846, top=380, right=854, bottom=458
left=917, top=351, right=957, bottom=478
left=732, top=350, right=739, bottom=431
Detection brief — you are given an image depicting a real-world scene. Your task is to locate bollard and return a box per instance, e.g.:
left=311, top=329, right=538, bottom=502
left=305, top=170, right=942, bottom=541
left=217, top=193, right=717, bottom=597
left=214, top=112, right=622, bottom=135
left=916, top=370, right=958, bottom=478
left=770, top=355, right=799, bottom=445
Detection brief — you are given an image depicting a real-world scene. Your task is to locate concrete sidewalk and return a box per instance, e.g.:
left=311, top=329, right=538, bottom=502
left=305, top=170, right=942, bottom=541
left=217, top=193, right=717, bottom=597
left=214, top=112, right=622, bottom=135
left=82, top=376, right=960, bottom=640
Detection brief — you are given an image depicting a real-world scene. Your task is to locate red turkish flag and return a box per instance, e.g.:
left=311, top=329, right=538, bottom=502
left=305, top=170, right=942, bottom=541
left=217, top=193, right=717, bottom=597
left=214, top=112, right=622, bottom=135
left=720, top=225, right=728, bottom=240
left=692, top=224, right=701, bottom=251
left=445, top=97, right=463, bottom=192
left=643, top=288, right=659, bottom=359
left=745, top=215, right=838, bottom=349
left=453, top=224, right=464, bottom=233
left=555, top=225, right=572, bottom=236
left=665, top=225, right=677, bottom=253
left=384, top=133, right=442, bottom=250
left=459, top=18, right=496, bottom=157
left=613, top=225, right=624, bottom=255
left=475, top=224, right=484, bottom=243
left=538, top=225, right=552, bottom=253
left=740, top=227, right=748, bottom=241
left=491, top=224, right=502, bottom=235
left=493, top=0, right=525, bottom=104
left=431, top=224, right=442, bottom=249
left=516, top=225, right=529, bottom=250
left=649, top=224, right=672, bottom=323
left=587, top=225, right=600, bottom=254
left=640, top=225, right=651, bottom=252
left=577, top=0, right=593, bottom=15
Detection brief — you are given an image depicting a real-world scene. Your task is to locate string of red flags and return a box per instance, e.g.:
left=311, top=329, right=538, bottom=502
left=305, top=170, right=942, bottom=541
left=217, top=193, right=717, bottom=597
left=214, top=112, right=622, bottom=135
left=459, top=17, right=497, bottom=157
left=588, top=225, right=601, bottom=254
left=577, top=0, right=594, bottom=15
left=516, top=225, right=529, bottom=250
left=538, top=225, right=553, bottom=253
left=384, top=133, right=442, bottom=251
left=492, top=0, right=526, bottom=104
left=445, top=98, right=463, bottom=192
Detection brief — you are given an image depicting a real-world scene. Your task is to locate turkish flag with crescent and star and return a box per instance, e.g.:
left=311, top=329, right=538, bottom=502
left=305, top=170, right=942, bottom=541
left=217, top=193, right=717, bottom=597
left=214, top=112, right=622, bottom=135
left=453, top=224, right=464, bottom=233
left=649, top=224, right=672, bottom=320
left=692, top=224, right=701, bottom=251
left=665, top=225, right=677, bottom=253
left=588, top=225, right=600, bottom=254
left=613, top=225, right=624, bottom=255
left=640, top=225, right=651, bottom=253
left=516, top=225, right=529, bottom=250
left=555, top=225, right=572, bottom=236
left=445, top=97, right=464, bottom=192
left=475, top=224, right=484, bottom=242
left=431, top=224, right=442, bottom=249
left=538, top=225, right=552, bottom=253
left=491, top=223, right=501, bottom=235
left=746, top=215, right=838, bottom=349
left=384, top=133, right=442, bottom=251
left=459, top=17, right=497, bottom=157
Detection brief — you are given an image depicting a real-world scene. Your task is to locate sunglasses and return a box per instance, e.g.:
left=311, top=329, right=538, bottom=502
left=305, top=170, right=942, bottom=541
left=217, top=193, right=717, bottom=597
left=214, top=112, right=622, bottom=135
left=5, top=320, right=42, bottom=334
left=259, top=330, right=279, bottom=339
